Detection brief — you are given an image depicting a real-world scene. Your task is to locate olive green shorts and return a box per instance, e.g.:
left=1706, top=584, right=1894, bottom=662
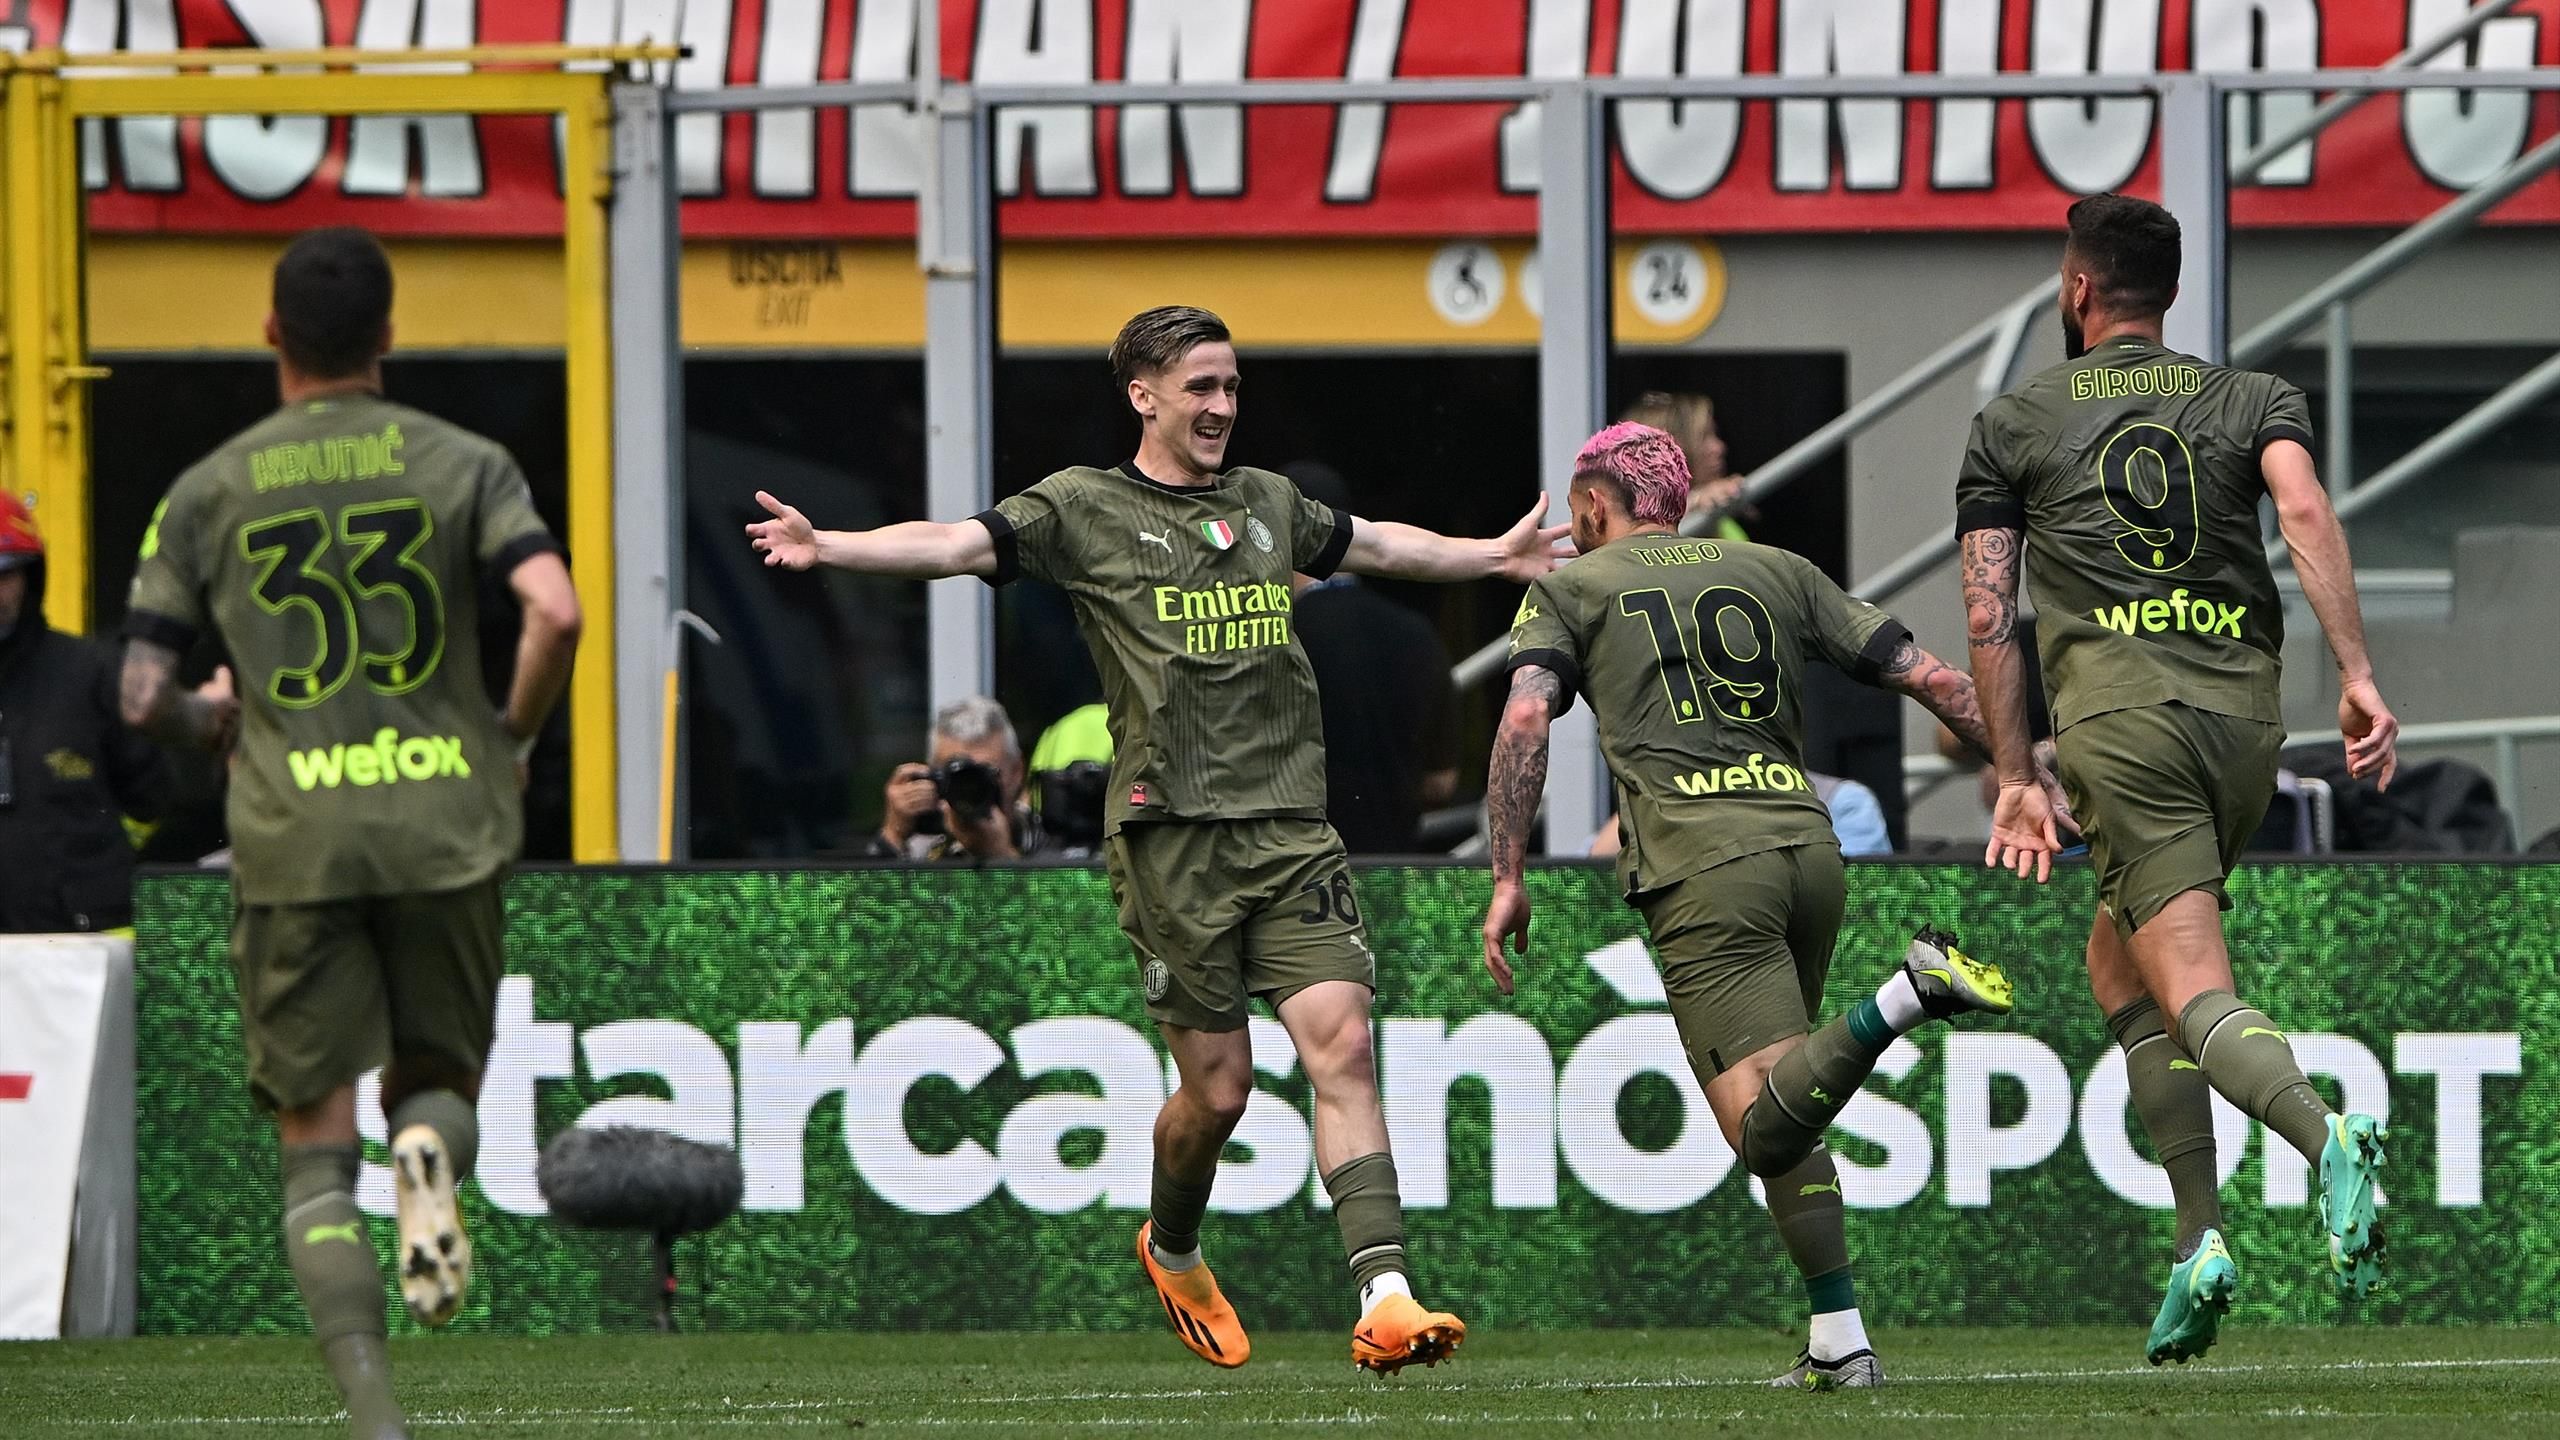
left=1635, top=842, right=1846, bottom=1081
left=2054, top=702, right=2281, bottom=940
left=229, top=872, right=508, bottom=1112
left=1103, top=816, right=1377, bottom=1033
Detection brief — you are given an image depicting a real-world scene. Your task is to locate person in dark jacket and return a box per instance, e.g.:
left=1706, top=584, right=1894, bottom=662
left=0, top=490, right=218, bottom=933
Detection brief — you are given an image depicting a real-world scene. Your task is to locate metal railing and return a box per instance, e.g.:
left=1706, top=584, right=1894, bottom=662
left=1905, top=715, right=2560, bottom=836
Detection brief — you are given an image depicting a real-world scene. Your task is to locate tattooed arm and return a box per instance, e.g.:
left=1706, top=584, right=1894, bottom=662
left=1878, top=632, right=2074, bottom=835
left=119, top=640, right=239, bottom=753
left=1481, top=664, right=1561, bottom=995
left=1961, top=526, right=2059, bottom=881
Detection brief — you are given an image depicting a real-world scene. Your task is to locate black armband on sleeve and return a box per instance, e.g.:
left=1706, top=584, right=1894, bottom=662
left=1303, top=506, right=1354, bottom=580
left=1505, top=648, right=1582, bottom=717
left=1954, top=500, right=2026, bottom=539
left=491, top=531, right=566, bottom=579
left=2256, top=423, right=2314, bottom=458
left=1852, top=623, right=1913, bottom=686
left=972, top=508, right=1019, bottom=587
left=121, top=608, right=199, bottom=655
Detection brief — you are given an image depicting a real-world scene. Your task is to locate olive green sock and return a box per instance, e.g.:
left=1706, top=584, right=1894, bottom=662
left=1741, top=1022, right=1880, bottom=1177
left=281, top=1143, right=404, bottom=1438
left=387, top=1089, right=479, bottom=1180
left=1763, top=1146, right=1853, bottom=1298
left=1320, top=1153, right=1408, bottom=1292
left=1148, top=1163, right=1215, bottom=1262
left=2108, top=998, right=2223, bottom=1256
left=2176, top=989, right=2336, bottom=1164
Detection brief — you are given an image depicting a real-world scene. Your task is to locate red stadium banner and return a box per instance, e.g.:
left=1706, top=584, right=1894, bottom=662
left=11, top=1, right=2560, bottom=239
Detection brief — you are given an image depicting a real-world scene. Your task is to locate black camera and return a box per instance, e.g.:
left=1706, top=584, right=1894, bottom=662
left=930, top=757, right=1007, bottom=824
left=1036, top=761, right=1110, bottom=849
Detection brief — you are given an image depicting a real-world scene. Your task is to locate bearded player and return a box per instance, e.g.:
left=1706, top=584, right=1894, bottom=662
left=1959, top=194, right=2398, bottom=1364
left=748, top=305, right=1571, bottom=1373
left=121, top=229, right=582, bottom=1438
left=1484, top=422, right=2056, bottom=1389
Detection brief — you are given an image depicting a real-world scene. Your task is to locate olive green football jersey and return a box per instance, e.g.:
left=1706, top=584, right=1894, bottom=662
left=976, top=464, right=1352, bottom=834
left=125, top=393, right=559, bottom=905
left=1506, top=533, right=1907, bottom=896
left=1956, top=336, right=2308, bottom=732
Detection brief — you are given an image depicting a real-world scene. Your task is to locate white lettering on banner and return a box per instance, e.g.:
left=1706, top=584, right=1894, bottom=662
left=737, top=1018, right=858, bottom=1211
left=1933, top=0, right=2000, bottom=188
left=2076, top=1047, right=2254, bottom=1209
left=1557, top=1014, right=1738, bottom=1213
left=753, top=0, right=826, bottom=199
left=560, top=0, right=734, bottom=196
left=1324, top=0, right=1410, bottom=203
left=1382, top=1016, right=1559, bottom=1210
left=1777, top=0, right=1905, bottom=192
left=1498, top=0, right=1591, bottom=193
left=580, top=1019, right=739, bottom=1146
left=1830, top=1040, right=1933, bottom=1208
left=2027, top=0, right=2161, bottom=195
left=346, top=0, right=486, bottom=199
left=978, top=0, right=1100, bottom=197
left=2404, top=0, right=2540, bottom=188
left=997, top=1017, right=1161, bottom=1213
left=2397, top=1033, right=2522, bottom=1207
left=845, top=1016, right=1005, bottom=1215
left=203, top=0, right=327, bottom=202
left=437, top=977, right=2520, bottom=1224
left=2194, top=0, right=2318, bottom=186
left=1122, top=0, right=1251, bottom=198
left=67, top=0, right=180, bottom=193
left=1212, top=1019, right=1312, bottom=1213
left=1942, top=1032, right=2074, bottom=1207
left=1615, top=0, right=1743, bottom=203
left=850, top=0, right=925, bottom=198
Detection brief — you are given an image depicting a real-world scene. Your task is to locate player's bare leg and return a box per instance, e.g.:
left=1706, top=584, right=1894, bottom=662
left=276, top=1086, right=406, bottom=1440
left=2088, top=912, right=2236, bottom=1362
left=2132, top=890, right=2386, bottom=1295
left=380, top=1057, right=480, bottom=1329
left=1276, top=980, right=1464, bottom=1374
left=1141, top=1024, right=1253, bottom=1367
left=1705, top=1042, right=1877, bottom=1390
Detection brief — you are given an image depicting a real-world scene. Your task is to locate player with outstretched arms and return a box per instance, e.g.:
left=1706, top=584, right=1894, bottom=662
left=747, top=305, right=1571, bottom=1373
left=1958, top=195, right=2399, bottom=1364
left=120, top=229, right=582, bottom=1439
left=1482, top=422, right=2059, bottom=1389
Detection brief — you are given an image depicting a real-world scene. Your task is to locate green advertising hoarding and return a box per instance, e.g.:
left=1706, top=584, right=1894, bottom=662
left=133, top=861, right=2555, bottom=1336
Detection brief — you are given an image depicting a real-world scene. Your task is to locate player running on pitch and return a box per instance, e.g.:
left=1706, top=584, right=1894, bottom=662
left=122, top=229, right=582, bottom=1439
left=748, top=305, right=1571, bottom=1374
left=1483, top=421, right=2055, bottom=1390
left=1958, top=194, right=2399, bottom=1365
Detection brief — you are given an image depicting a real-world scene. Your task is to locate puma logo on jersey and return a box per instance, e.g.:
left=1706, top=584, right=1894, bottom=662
left=302, top=1221, right=364, bottom=1247
left=1139, top=529, right=1173, bottom=552
left=1798, top=1178, right=1844, bottom=1197
left=2169, top=1059, right=2200, bottom=1071
left=2240, top=1025, right=2287, bottom=1042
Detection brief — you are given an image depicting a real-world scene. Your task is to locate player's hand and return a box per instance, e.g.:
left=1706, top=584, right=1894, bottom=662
left=1987, top=778, right=2061, bottom=884
left=880, top=763, right=937, bottom=846
left=1493, top=495, right=1577, bottom=583
left=194, top=666, right=240, bottom=753
left=746, top=491, right=821, bottom=570
left=1482, top=880, right=1531, bottom=995
left=943, top=800, right=1019, bottom=860
left=2029, top=739, right=2079, bottom=840
left=2339, top=675, right=2399, bottom=792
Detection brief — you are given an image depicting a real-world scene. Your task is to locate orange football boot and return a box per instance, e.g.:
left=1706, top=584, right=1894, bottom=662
left=1351, top=1291, right=1467, bottom=1375
left=1137, top=1222, right=1250, bottom=1368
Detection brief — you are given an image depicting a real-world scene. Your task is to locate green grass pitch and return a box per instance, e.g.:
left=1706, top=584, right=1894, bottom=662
left=8, top=1327, right=2559, bottom=1438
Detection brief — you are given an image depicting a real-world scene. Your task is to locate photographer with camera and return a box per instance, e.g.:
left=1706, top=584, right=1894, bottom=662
left=863, top=695, right=1058, bottom=862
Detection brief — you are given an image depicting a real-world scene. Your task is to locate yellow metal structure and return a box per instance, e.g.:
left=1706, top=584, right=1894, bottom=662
left=0, top=44, right=671, bottom=863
